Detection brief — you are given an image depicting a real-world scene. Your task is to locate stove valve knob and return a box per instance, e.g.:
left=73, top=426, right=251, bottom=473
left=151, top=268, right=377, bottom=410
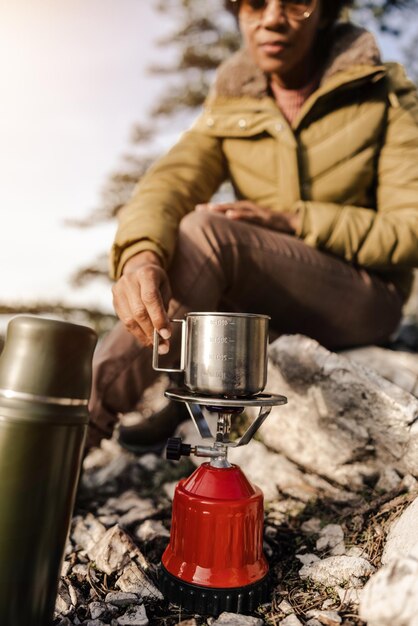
left=166, top=437, right=192, bottom=461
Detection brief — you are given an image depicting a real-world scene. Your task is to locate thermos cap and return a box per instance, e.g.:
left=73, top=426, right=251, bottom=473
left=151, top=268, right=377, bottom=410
left=0, top=316, right=97, bottom=406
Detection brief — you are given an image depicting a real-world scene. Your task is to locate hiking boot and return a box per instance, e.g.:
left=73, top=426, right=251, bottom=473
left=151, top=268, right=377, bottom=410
left=118, top=400, right=189, bottom=454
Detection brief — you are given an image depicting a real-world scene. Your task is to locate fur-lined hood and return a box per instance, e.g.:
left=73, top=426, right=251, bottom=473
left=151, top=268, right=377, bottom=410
left=212, top=22, right=382, bottom=99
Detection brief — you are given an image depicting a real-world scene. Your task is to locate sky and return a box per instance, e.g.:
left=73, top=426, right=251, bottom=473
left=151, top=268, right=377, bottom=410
left=0, top=1, right=407, bottom=314
left=0, top=0, right=172, bottom=312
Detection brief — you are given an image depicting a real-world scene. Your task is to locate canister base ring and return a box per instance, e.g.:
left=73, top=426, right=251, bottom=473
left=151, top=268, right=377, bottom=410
left=159, top=564, right=270, bottom=616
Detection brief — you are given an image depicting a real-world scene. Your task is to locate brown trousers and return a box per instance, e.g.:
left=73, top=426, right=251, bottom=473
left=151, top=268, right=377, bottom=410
left=88, top=211, right=403, bottom=447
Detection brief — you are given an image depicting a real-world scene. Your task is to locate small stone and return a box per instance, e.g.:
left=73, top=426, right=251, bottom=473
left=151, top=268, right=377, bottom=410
left=400, top=473, right=418, bottom=492
left=137, top=454, right=160, bottom=471
left=306, top=609, right=342, bottom=625
left=301, top=517, right=322, bottom=535
left=305, top=620, right=322, bottom=626
left=346, top=546, right=366, bottom=558
left=85, top=621, right=106, bottom=626
left=82, top=453, right=132, bottom=489
left=212, top=612, right=264, bottom=625
left=163, top=481, right=177, bottom=500
left=98, top=515, right=120, bottom=527
left=72, top=514, right=107, bottom=552
left=119, top=504, right=159, bottom=528
left=106, top=491, right=154, bottom=514
left=299, top=555, right=375, bottom=587
left=117, top=604, right=149, bottom=626
left=116, top=562, right=163, bottom=600
left=72, top=563, right=89, bottom=582
left=279, top=615, right=303, bottom=626
left=105, top=591, right=141, bottom=607
left=295, top=553, right=320, bottom=566
left=55, top=580, right=75, bottom=617
left=335, top=586, right=361, bottom=606
left=89, top=601, right=108, bottom=619
left=321, top=599, right=334, bottom=610
left=316, top=525, right=345, bottom=556
left=135, top=519, right=170, bottom=542
left=61, top=560, right=71, bottom=577
left=278, top=598, right=293, bottom=614
left=88, top=525, right=148, bottom=575
left=375, top=467, right=402, bottom=492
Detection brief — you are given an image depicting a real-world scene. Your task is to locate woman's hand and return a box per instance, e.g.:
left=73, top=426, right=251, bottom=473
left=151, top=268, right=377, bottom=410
left=196, top=200, right=300, bottom=234
left=112, top=250, right=172, bottom=354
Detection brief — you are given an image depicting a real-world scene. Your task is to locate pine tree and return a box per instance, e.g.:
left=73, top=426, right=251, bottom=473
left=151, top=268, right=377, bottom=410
left=69, top=0, right=239, bottom=288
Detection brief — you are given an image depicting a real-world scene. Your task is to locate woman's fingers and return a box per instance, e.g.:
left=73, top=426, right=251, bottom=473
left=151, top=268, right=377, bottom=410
left=196, top=201, right=275, bottom=227
left=112, top=264, right=172, bottom=353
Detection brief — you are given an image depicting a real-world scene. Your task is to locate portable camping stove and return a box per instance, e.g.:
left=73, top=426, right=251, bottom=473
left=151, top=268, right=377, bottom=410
left=159, top=388, right=287, bottom=615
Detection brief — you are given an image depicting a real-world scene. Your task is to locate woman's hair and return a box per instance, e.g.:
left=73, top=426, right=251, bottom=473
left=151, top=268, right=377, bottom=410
left=225, top=0, right=353, bottom=25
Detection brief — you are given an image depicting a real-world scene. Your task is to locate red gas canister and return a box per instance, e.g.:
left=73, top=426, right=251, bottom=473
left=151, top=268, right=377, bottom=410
left=160, top=463, right=270, bottom=615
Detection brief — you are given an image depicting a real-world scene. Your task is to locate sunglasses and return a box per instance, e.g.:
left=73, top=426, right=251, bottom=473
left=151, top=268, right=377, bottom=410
left=231, top=0, right=318, bottom=22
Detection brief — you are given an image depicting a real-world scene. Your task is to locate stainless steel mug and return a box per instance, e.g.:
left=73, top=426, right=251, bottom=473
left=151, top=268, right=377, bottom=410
left=0, top=315, right=97, bottom=626
left=153, top=312, right=269, bottom=396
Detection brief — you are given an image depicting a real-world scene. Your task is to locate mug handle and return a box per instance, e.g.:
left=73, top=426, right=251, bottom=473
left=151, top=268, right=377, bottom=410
left=152, top=319, right=186, bottom=373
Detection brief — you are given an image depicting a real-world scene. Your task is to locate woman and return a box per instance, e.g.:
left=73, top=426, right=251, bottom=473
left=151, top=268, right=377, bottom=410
left=88, top=0, right=418, bottom=450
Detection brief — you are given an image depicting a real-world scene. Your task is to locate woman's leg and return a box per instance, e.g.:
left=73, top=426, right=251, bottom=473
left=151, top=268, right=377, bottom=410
left=88, top=211, right=403, bottom=446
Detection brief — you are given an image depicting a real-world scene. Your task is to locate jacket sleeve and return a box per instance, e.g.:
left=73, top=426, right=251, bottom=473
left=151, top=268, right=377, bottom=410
left=295, top=71, right=418, bottom=270
left=110, top=125, right=228, bottom=279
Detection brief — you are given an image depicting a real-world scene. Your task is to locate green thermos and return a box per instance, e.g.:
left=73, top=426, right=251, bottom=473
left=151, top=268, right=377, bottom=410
left=0, top=315, right=97, bottom=626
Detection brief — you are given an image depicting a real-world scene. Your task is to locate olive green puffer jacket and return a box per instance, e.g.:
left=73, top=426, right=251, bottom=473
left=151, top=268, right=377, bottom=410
left=111, top=23, right=418, bottom=299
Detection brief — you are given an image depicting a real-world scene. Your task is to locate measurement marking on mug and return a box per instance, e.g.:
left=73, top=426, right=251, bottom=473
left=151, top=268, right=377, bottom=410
left=210, top=337, right=229, bottom=343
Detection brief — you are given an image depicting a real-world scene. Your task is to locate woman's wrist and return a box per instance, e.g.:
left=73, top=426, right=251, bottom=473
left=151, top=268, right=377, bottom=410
left=122, top=250, right=163, bottom=274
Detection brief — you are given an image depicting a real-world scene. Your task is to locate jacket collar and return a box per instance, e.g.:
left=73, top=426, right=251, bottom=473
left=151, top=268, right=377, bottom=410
left=212, top=22, right=382, bottom=100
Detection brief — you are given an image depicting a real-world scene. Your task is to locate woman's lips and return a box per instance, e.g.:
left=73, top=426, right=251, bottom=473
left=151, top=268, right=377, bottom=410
left=259, top=41, right=289, bottom=55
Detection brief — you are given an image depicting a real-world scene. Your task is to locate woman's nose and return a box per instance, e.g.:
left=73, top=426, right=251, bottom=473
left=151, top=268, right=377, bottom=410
left=261, top=0, right=287, bottom=27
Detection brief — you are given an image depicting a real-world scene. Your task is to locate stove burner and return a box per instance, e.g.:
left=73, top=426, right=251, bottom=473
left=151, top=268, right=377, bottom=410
left=165, top=387, right=287, bottom=408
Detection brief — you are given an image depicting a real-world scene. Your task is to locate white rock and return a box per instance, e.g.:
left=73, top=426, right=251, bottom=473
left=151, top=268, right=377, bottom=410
left=316, top=524, right=345, bottom=556
left=163, top=481, right=177, bottom=501
left=346, top=546, right=367, bottom=558
left=359, top=555, right=418, bottom=625
left=118, top=504, right=159, bottom=528
left=305, top=620, right=322, bottom=626
left=116, top=562, right=163, bottom=600
left=335, top=586, right=361, bottom=606
left=54, top=580, right=75, bottom=617
left=278, top=599, right=294, bottom=614
left=382, top=497, right=418, bottom=565
left=374, top=467, right=402, bottom=492
left=89, top=601, right=107, bottom=619
left=88, top=525, right=148, bottom=575
left=401, top=474, right=418, bottom=492
left=305, top=609, right=341, bottom=625
left=260, top=336, right=418, bottom=489
left=106, top=491, right=155, bottom=515
left=137, top=453, right=161, bottom=472
left=212, top=612, right=264, bottom=625
left=301, top=518, right=322, bottom=535
left=117, top=604, right=149, bottom=626
left=299, top=555, right=375, bottom=587
left=135, top=519, right=170, bottom=542
left=72, top=514, right=107, bottom=552
left=343, top=345, right=418, bottom=396
left=295, top=553, right=320, bottom=566
left=279, top=615, right=303, bottom=626
left=105, top=591, right=141, bottom=607
left=82, top=453, right=132, bottom=490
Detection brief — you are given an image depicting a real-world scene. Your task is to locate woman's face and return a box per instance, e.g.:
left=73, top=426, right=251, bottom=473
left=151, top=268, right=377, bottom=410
left=238, top=0, right=324, bottom=87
